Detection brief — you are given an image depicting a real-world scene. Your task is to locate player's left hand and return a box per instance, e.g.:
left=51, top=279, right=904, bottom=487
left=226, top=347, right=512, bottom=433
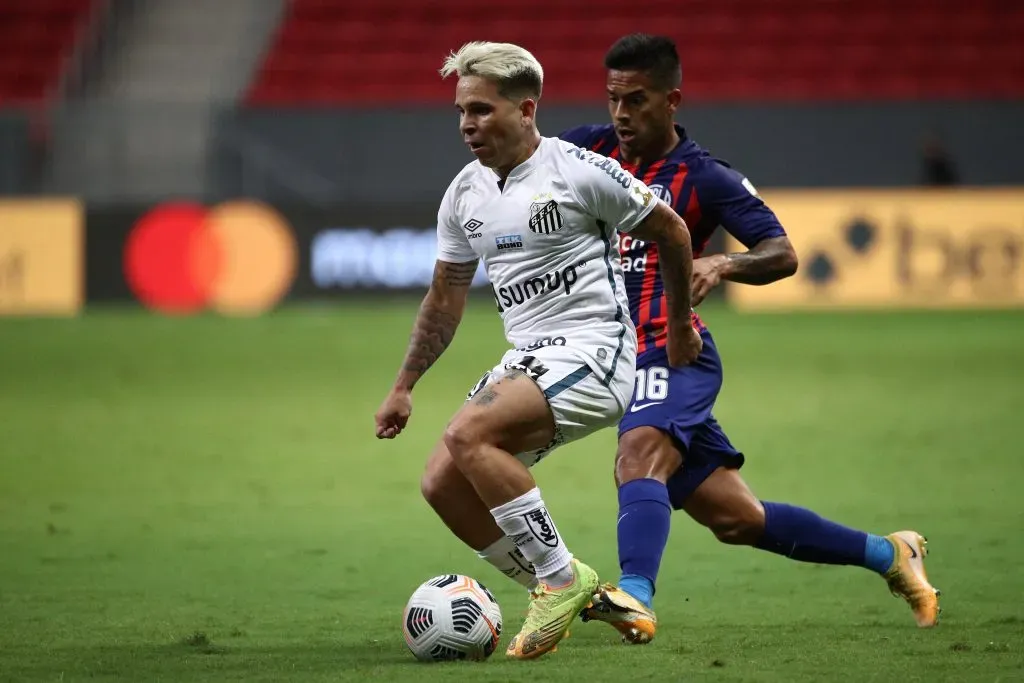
left=691, top=255, right=729, bottom=306
left=375, top=389, right=412, bottom=439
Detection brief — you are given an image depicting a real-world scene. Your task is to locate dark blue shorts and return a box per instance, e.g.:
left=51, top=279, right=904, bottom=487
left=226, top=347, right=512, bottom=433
left=618, top=331, right=745, bottom=509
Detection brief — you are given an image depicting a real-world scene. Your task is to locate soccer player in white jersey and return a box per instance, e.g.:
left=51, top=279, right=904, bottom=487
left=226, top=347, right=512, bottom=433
left=375, top=41, right=702, bottom=659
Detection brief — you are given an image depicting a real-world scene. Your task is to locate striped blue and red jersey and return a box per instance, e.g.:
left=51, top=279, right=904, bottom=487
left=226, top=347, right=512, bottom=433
left=559, top=124, right=786, bottom=359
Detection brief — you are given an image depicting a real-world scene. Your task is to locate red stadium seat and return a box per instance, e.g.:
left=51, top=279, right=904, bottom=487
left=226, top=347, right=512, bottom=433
left=245, top=0, right=1024, bottom=105
left=0, top=0, right=99, bottom=105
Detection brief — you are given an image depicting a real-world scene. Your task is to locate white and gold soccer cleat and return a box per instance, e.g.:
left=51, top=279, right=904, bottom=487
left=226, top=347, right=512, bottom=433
left=579, top=583, right=657, bottom=644
left=883, top=530, right=941, bottom=628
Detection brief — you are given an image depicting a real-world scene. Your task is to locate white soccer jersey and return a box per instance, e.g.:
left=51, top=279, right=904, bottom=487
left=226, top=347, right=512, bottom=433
left=436, top=136, right=658, bottom=389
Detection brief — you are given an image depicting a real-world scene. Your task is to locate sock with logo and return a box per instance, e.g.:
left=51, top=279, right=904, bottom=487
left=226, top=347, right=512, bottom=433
left=755, top=501, right=895, bottom=574
left=490, top=487, right=574, bottom=587
left=616, top=478, right=672, bottom=609
left=477, top=535, right=538, bottom=590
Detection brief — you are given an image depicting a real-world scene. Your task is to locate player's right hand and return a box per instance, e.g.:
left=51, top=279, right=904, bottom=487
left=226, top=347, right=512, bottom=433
left=375, top=389, right=412, bottom=439
left=667, top=325, right=703, bottom=367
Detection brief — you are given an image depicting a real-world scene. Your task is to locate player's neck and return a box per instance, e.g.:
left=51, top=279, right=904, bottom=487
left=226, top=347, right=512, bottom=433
left=495, top=131, right=542, bottom=180
left=621, top=127, right=680, bottom=167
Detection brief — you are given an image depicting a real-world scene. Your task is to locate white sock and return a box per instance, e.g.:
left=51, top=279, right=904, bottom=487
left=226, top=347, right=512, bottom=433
left=477, top=536, right=538, bottom=590
left=490, top=487, right=574, bottom=586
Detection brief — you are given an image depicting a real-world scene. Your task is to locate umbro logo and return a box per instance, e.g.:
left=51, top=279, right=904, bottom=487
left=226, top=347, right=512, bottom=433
left=463, top=219, right=483, bottom=233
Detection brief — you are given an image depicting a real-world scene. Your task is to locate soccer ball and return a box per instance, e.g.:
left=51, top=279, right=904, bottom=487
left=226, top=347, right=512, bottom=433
left=402, top=574, right=503, bottom=662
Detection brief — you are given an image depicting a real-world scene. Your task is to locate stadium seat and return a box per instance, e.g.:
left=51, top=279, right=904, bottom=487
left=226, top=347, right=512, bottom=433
left=0, top=0, right=99, bottom=105
left=246, top=0, right=1024, bottom=105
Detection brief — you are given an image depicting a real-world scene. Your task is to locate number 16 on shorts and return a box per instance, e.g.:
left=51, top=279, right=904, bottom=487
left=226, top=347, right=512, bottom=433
left=632, top=366, right=669, bottom=407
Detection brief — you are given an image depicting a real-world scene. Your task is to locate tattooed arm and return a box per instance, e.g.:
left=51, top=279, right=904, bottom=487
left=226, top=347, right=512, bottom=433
left=392, top=258, right=479, bottom=392
left=375, top=258, right=478, bottom=439
left=716, top=235, right=798, bottom=285
left=692, top=236, right=797, bottom=305
left=689, top=164, right=798, bottom=305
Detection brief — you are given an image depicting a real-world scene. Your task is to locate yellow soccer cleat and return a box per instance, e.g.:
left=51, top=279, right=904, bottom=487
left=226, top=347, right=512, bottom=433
left=505, top=559, right=598, bottom=660
left=579, top=583, right=657, bottom=644
left=883, top=530, right=941, bottom=628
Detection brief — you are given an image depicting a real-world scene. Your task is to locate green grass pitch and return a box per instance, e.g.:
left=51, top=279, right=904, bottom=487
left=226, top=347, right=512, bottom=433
left=1, top=300, right=1023, bottom=682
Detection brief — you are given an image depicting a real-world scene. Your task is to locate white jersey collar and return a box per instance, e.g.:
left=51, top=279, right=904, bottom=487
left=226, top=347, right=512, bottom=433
left=491, top=137, right=548, bottom=187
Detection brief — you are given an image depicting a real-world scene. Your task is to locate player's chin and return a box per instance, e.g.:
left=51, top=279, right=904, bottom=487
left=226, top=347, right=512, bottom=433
left=617, top=131, right=639, bottom=150
left=475, top=153, right=498, bottom=168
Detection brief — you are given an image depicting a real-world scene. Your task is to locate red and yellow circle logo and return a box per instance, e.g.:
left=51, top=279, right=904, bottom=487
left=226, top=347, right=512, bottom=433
left=124, top=201, right=297, bottom=315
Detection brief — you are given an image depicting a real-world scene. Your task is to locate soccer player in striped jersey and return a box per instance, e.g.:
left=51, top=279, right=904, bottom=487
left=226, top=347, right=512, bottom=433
left=558, top=34, right=940, bottom=643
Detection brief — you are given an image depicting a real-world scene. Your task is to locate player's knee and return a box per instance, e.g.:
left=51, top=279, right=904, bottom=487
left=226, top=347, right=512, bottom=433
left=707, top=501, right=765, bottom=546
left=442, top=417, right=485, bottom=465
left=615, top=427, right=682, bottom=485
left=421, top=439, right=480, bottom=510
left=419, top=462, right=449, bottom=510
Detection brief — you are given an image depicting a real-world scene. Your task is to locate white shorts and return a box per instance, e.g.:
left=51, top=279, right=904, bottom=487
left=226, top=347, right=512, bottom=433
left=465, top=344, right=634, bottom=467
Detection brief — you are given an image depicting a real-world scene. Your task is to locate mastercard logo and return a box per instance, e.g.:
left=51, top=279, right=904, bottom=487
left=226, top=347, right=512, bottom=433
left=124, top=201, right=298, bottom=315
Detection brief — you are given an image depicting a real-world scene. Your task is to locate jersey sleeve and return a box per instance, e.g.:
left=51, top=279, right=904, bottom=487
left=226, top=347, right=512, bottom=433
left=694, top=162, right=787, bottom=248
left=565, top=147, right=658, bottom=234
left=435, top=179, right=478, bottom=263
left=557, top=124, right=607, bottom=149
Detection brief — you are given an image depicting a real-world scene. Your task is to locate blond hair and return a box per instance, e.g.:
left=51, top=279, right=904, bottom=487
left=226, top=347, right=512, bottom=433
left=440, top=41, right=543, bottom=100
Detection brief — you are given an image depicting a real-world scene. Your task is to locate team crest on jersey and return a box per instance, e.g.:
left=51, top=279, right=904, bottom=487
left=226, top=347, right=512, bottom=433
left=648, top=184, right=673, bottom=205
left=528, top=200, right=563, bottom=235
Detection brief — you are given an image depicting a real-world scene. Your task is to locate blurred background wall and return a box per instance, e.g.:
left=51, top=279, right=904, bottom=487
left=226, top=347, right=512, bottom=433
left=0, top=0, right=1022, bottom=314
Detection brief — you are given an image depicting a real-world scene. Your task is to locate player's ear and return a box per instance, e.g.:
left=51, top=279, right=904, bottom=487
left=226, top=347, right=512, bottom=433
left=666, top=88, right=683, bottom=112
left=518, top=97, right=537, bottom=126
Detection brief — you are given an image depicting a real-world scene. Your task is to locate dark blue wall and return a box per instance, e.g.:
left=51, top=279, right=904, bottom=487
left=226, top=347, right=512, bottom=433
left=213, top=101, right=1024, bottom=204
left=6, top=101, right=1024, bottom=201
left=0, top=111, right=31, bottom=195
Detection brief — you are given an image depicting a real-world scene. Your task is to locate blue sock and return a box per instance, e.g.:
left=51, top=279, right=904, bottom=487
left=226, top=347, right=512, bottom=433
left=619, top=574, right=654, bottom=608
left=864, top=533, right=897, bottom=574
left=756, top=501, right=894, bottom=574
left=616, top=478, right=671, bottom=608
